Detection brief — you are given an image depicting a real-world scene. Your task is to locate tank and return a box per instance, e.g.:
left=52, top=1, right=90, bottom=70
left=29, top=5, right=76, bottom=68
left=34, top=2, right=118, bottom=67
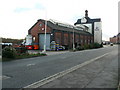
left=25, top=35, right=33, bottom=45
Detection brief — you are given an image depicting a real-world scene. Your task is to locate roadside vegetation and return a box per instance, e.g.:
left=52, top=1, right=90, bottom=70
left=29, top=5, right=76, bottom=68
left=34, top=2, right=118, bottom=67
left=72, top=43, right=103, bottom=51
left=2, top=46, right=47, bottom=61
left=2, top=43, right=102, bottom=61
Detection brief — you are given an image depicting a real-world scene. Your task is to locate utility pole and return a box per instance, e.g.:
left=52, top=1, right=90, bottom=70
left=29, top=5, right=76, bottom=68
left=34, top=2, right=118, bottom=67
left=73, top=27, right=75, bottom=51
left=43, top=19, right=47, bottom=53
left=43, top=11, right=47, bottom=53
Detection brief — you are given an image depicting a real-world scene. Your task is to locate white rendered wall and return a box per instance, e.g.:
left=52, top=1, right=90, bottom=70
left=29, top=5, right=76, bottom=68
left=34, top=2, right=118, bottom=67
left=94, top=22, right=102, bottom=44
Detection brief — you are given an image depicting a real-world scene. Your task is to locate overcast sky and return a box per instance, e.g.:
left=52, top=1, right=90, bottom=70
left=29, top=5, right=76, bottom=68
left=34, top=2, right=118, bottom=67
left=0, top=0, right=119, bottom=40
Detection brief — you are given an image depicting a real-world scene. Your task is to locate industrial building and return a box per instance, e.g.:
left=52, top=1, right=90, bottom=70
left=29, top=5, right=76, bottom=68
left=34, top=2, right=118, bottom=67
left=74, top=10, right=102, bottom=44
left=110, top=33, right=120, bottom=44
left=28, top=10, right=102, bottom=50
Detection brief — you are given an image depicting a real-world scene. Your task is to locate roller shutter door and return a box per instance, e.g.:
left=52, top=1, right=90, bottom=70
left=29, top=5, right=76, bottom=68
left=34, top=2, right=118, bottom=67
left=39, top=34, right=50, bottom=50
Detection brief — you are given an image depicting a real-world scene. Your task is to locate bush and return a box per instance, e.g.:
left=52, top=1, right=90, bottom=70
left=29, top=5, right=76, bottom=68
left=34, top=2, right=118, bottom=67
left=93, top=43, right=101, bottom=48
left=76, top=43, right=103, bottom=51
left=40, top=53, right=47, bottom=56
left=83, top=44, right=89, bottom=49
left=89, top=44, right=94, bottom=49
left=15, top=47, right=27, bottom=54
left=100, top=44, right=103, bottom=47
left=2, top=46, right=17, bottom=59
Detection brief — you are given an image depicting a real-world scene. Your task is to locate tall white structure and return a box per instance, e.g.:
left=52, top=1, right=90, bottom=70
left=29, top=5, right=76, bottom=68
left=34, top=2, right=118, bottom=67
left=25, top=35, right=33, bottom=45
left=74, top=10, right=102, bottom=44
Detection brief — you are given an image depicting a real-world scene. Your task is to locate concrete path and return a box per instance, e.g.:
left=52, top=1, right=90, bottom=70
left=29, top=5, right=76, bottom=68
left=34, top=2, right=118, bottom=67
left=28, top=50, right=69, bottom=56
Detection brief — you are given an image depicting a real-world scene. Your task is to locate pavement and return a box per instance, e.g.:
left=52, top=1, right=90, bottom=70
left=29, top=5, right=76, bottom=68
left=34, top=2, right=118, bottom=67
left=28, top=50, right=69, bottom=56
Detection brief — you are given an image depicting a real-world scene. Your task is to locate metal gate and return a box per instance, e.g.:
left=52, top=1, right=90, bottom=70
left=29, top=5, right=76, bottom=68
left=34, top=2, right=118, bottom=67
left=39, top=34, right=50, bottom=50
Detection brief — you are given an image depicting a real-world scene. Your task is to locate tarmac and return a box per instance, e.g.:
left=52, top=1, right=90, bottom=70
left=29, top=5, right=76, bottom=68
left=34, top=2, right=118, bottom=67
left=38, top=50, right=118, bottom=88
left=25, top=45, right=118, bottom=89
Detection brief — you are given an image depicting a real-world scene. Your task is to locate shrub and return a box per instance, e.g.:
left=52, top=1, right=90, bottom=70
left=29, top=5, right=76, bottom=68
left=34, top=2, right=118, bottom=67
left=100, top=44, right=103, bottom=47
left=89, top=44, right=94, bottom=49
left=76, top=43, right=103, bottom=51
left=15, top=47, right=27, bottom=54
left=93, top=43, right=101, bottom=48
left=40, top=53, right=47, bottom=56
left=83, top=44, right=89, bottom=49
left=2, top=46, right=17, bottom=59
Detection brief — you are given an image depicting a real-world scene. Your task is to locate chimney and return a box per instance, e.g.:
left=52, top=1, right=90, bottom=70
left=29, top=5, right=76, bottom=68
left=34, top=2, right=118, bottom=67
left=85, top=10, right=88, bottom=17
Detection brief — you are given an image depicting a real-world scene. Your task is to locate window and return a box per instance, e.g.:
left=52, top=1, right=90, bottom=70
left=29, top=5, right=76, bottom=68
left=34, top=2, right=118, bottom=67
left=42, top=28, right=44, bottom=31
left=33, top=37, right=35, bottom=42
left=39, top=24, right=42, bottom=27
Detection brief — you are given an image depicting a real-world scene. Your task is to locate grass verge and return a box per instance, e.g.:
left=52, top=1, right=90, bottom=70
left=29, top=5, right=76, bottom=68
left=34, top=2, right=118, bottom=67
left=2, top=53, right=47, bottom=62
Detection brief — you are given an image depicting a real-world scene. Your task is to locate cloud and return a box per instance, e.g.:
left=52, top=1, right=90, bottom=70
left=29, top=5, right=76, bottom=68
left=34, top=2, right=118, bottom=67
left=0, top=0, right=119, bottom=40
left=34, top=3, right=45, bottom=10
left=14, top=8, right=31, bottom=13
left=14, top=3, right=45, bottom=13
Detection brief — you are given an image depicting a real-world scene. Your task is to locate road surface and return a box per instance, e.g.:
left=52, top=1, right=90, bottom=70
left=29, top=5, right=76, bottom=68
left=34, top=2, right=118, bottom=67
left=2, top=45, right=118, bottom=89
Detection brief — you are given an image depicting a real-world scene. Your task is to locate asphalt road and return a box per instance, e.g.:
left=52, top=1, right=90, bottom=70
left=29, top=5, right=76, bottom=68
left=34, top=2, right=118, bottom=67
left=40, top=45, right=118, bottom=88
left=2, top=45, right=118, bottom=89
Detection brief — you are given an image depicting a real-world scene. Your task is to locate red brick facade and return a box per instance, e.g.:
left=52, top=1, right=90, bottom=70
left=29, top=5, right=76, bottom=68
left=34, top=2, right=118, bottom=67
left=28, top=19, right=94, bottom=49
left=29, top=20, right=52, bottom=43
left=63, top=33, right=68, bottom=45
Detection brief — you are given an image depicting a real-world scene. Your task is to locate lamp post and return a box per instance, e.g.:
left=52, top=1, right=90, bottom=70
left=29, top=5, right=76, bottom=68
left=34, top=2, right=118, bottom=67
left=43, top=11, right=47, bottom=53
left=43, top=19, right=47, bottom=53
left=73, top=27, right=75, bottom=51
left=116, top=35, right=118, bottom=44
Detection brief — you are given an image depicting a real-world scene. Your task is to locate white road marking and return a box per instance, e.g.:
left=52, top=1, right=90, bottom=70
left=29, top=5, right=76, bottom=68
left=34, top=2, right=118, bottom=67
left=24, top=52, right=109, bottom=88
left=0, top=75, right=11, bottom=80
left=27, top=64, right=35, bottom=66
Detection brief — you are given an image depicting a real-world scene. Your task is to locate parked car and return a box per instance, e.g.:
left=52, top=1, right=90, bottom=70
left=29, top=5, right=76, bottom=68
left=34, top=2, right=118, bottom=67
left=56, top=45, right=65, bottom=51
left=110, top=43, right=113, bottom=46
left=59, top=46, right=65, bottom=50
left=25, top=45, right=34, bottom=50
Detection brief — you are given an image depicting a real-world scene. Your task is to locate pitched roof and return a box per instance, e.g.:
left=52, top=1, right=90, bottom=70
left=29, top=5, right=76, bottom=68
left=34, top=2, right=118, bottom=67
left=74, top=17, right=101, bottom=25
left=117, top=33, right=120, bottom=36
left=29, top=19, right=93, bottom=36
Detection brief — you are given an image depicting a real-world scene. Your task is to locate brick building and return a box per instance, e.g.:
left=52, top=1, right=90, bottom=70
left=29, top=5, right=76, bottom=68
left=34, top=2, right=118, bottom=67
left=110, top=33, right=120, bottom=44
left=28, top=10, right=102, bottom=50
left=28, top=19, right=93, bottom=50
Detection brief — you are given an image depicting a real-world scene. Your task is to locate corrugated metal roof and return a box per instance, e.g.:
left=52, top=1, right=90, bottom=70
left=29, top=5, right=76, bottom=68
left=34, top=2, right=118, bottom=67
left=29, top=19, right=92, bottom=36
left=41, top=19, right=92, bottom=35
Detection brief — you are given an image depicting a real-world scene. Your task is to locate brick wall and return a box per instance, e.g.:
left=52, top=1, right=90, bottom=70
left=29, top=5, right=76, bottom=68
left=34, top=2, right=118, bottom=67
left=54, top=32, right=62, bottom=45
left=29, top=20, right=94, bottom=49
left=29, top=21, right=52, bottom=43
left=63, top=33, right=68, bottom=45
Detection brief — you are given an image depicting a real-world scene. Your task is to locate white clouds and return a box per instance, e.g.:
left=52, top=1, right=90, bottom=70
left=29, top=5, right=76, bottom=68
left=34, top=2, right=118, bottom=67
left=0, top=0, right=119, bottom=40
